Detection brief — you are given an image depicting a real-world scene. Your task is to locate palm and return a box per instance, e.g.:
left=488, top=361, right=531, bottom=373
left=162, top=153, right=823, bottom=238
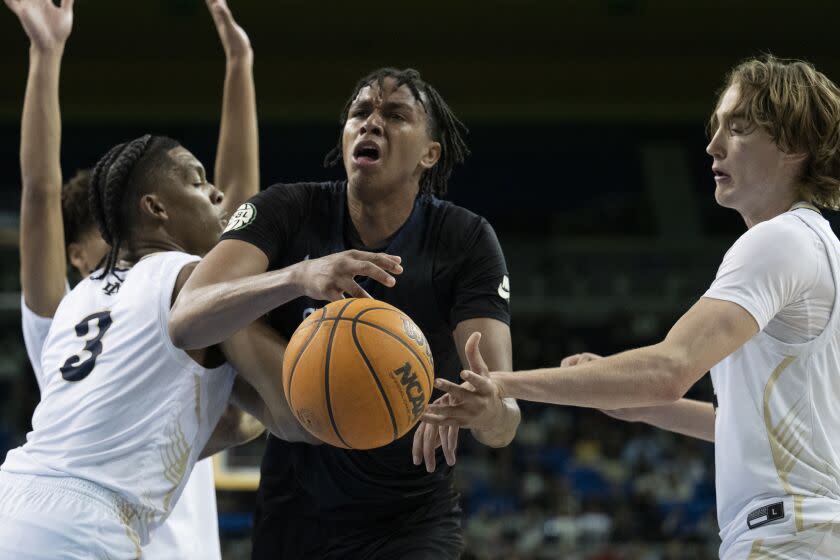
left=8, top=0, right=73, bottom=50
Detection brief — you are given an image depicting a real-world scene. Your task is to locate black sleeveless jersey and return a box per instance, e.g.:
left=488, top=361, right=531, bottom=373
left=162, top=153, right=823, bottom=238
left=221, top=181, right=510, bottom=518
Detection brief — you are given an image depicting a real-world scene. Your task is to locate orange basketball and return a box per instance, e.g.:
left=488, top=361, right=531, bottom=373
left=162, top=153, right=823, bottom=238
left=282, top=298, right=435, bottom=450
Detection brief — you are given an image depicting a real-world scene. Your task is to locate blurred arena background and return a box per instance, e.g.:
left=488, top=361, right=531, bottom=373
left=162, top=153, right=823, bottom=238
left=1, top=1, right=839, bottom=558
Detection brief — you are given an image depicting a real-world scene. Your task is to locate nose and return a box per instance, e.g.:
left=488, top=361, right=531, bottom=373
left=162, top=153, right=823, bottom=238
left=209, top=183, right=224, bottom=205
left=360, top=112, right=384, bottom=136
left=706, top=126, right=726, bottom=160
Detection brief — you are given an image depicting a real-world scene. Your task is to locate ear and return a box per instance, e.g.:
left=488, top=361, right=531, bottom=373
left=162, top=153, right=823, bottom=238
left=419, top=141, right=442, bottom=170
left=67, top=242, right=87, bottom=275
left=139, top=193, right=168, bottom=221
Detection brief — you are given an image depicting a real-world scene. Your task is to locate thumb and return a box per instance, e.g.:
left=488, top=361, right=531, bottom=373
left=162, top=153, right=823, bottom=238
left=465, top=332, right=488, bottom=376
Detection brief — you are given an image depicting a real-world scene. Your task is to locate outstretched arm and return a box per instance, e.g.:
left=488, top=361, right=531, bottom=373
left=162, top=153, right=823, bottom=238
left=425, top=298, right=757, bottom=423
left=7, top=0, right=74, bottom=317
left=206, top=0, right=259, bottom=212
left=169, top=240, right=402, bottom=350
left=561, top=353, right=716, bottom=442
left=603, top=399, right=716, bottom=442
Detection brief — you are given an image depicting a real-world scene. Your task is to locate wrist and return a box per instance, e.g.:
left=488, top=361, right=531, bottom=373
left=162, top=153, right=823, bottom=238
left=491, top=371, right=510, bottom=399
left=282, top=262, right=307, bottom=299
left=30, top=44, right=65, bottom=61
left=225, top=49, right=254, bottom=68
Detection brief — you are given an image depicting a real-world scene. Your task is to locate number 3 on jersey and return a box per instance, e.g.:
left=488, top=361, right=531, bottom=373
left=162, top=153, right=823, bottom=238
left=61, top=311, right=113, bottom=382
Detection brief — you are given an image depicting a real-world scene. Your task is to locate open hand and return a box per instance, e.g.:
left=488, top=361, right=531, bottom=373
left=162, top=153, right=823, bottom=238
left=5, top=0, right=73, bottom=52
left=294, top=250, right=402, bottom=301
left=206, top=0, right=251, bottom=61
left=412, top=393, right=460, bottom=472
left=420, top=332, right=506, bottom=431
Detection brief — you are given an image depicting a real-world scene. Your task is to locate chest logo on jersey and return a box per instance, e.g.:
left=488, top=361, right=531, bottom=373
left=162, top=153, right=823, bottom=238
left=498, top=275, right=510, bottom=301
left=402, top=318, right=433, bottom=366
left=393, top=362, right=426, bottom=422
left=103, top=280, right=122, bottom=296
left=223, top=202, right=257, bottom=233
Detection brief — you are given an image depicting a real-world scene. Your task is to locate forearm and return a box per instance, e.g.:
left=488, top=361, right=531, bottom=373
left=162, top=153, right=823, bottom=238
left=21, top=47, right=63, bottom=190
left=635, top=398, right=715, bottom=442
left=170, top=265, right=301, bottom=349
left=19, top=46, right=67, bottom=315
left=200, top=404, right=265, bottom=459
left=219, top=321, right=318, bottom=444
left=494, top=343, right=690, bottom=410
left=216, top=55, right=259, bottom=209
left=470, top=397, right=520, bottom=447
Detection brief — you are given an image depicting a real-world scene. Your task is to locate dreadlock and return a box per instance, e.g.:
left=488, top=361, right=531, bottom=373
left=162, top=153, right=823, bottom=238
left=88, top=134, right=180, bottom=279
left=323, top=67, right=469, bottom=197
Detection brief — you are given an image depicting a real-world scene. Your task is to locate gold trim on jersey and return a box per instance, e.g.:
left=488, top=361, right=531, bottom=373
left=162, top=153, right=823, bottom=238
left=193, top=372, right=202, bottom=423
left=160, top=421, right=192, bottom=513
left=763, top=356, right=804, bottom=527
left=117, top=502, right=143, bottom=559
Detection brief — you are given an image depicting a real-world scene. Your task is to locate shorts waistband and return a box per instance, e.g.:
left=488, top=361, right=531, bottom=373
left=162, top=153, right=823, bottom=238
left=0, top=471, right=154, bottom=540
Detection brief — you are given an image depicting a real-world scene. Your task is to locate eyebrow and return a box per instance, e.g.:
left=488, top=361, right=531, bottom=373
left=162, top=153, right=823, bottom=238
left=349, top=99, right=418, bottom=113
left=181, top=163, right=205, bottom=180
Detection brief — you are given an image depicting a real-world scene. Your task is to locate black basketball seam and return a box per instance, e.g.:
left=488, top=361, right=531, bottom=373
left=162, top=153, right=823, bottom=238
left=324, top=300, right=356, bottom=448
left=286, top=307, right=327, bottom=412
left=351, top=323, right=399, bottom=441
left=350, top=310, right=433, bottom=391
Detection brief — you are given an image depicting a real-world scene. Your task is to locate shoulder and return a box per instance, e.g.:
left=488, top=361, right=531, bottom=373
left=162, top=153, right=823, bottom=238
left=261, top=180, right=342, bottom=200
left=422, top=196, right=489, bottom=239
left=732, top=213, right=818, bottom=259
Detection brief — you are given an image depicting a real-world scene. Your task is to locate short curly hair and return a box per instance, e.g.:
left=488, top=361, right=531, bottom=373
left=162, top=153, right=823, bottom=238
left=61, top=169, right=97, bottom=248
left=710, top=55, right=840, bottom=209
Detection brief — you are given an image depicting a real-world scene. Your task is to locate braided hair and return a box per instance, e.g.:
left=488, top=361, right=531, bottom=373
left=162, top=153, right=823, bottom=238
left=324, top=68, right=469, bottom=197
left=88, top=134, right=180, bottom=279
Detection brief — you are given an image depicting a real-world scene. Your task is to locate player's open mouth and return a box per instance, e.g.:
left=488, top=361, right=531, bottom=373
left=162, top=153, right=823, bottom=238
left=712, top=166, right=730, bottom=182
left=352, top=141, right=382, bottom=165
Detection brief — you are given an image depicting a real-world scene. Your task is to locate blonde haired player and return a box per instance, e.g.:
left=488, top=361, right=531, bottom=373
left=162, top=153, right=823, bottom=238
left=3, top=0, right=262, bottom=557
left=423, top=56, right=840, bottom=559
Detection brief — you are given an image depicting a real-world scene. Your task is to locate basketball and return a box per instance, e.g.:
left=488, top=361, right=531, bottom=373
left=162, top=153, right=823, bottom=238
left=282, top=298, right=435, bottom=450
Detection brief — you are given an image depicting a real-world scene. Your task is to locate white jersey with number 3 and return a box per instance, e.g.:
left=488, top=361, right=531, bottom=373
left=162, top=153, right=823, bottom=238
left=2, top=251, right=235, bottom=543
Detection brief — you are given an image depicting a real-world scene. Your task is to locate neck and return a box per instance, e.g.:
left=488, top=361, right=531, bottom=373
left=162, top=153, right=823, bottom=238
left=741, top=192, right=802, bottom=229
left=347, top=181, right=419, bottom=247
left=118, top=237, right=188, bottom=265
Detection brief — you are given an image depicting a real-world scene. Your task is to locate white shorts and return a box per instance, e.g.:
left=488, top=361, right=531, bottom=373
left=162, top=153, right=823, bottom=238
left=0, top=471, right=142, bottom=560
left=723, top=523, right=840, bottom=559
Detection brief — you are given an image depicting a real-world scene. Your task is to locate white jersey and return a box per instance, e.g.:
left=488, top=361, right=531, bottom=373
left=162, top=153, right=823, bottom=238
left=142, top=459, right=221, bottom=559
left=705, top=207, right=840, bottom=557
left=20, top=294, right=222, bottom=560
left=21, top=284, right=67, bottom=391
left=3, top=251, right=235, bottom=544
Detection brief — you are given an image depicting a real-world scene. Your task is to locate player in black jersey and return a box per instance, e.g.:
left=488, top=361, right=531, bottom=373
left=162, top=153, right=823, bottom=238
left=169, top=68, right=520, bottom=559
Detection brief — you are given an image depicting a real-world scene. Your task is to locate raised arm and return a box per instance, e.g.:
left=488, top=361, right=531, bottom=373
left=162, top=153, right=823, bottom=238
left=7, top=0, right=74, bottom=317
left=206, top=0, right=259, bottom=212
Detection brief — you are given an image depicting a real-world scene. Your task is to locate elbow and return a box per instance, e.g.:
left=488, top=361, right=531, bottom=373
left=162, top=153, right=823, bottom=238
left=652, top=347, right=693, bottom=404
left=168, top=303, right=193, bottom=350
